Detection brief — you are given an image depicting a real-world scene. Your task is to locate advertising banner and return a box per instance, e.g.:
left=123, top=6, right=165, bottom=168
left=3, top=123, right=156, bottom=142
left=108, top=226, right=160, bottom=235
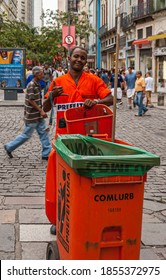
left=0, top=48, right=26, bottom=89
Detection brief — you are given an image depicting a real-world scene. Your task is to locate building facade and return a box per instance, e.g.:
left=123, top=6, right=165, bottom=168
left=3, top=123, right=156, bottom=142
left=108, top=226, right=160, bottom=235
left=33, top=0, right=44, bottom=28
left=0, top=0, right=17, bottom=20
left=17, top=0, right=33, bottom=26
left=90, top=0, right=166, bottom=92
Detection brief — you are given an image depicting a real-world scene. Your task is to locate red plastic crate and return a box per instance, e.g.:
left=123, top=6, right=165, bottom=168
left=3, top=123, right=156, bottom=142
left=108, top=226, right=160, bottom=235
left=64, top=104, right=113, bottom=138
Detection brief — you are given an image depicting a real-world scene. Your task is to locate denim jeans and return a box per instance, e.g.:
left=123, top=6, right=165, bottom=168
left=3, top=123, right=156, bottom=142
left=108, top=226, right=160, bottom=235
left=135, top=91, right=148, bottom=116
left=5, top=119, right=51, bottom=157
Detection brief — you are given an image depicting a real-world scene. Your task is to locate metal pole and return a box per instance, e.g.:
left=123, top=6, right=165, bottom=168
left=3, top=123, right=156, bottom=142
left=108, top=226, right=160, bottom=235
left=96, top=0, right=101, bottom=68
left=68, top=10, right=71, bottom=69
left=112, top=7, right=120, bottom=142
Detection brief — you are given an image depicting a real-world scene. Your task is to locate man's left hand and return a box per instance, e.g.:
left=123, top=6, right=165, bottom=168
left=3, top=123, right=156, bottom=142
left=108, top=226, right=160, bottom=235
left=84, top=99, right=98, bottom=108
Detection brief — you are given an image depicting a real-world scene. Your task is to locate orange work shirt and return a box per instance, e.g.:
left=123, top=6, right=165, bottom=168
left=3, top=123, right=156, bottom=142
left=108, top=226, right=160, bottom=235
left=46, top=71, right=111, bottom=135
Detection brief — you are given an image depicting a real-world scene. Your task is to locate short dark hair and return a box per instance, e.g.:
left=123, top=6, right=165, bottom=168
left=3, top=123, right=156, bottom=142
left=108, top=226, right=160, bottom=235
left=70, top=46, right=88, bottom=57
left=136, top=70, right=142, bottom=75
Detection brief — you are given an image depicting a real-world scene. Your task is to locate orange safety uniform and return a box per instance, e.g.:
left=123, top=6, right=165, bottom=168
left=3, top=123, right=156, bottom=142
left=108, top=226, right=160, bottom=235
left=46, top=71, right=111, bottom=136
left=45, top=71, right=111, bottom=224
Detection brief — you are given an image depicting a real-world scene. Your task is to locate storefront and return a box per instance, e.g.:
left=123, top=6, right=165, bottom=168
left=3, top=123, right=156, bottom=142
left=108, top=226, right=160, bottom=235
left=133, top=39, right=152, bottom=76
left=118, top=49, right=126, bottom=69
left=148, top=33, right=166, bottom=93
left=139, top=48, right=152, bottom=77
left=154, top=47, right=166, bottom=93
left=126, top=48, right=135, bottom=69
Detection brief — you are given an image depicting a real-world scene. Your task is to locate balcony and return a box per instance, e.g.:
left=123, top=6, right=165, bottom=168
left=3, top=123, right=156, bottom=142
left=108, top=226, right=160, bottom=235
left=99, top=24, right=108, bottom=37
left=132, top=0, right=154, bottom=21
left=121, top=13, right=134, bottom=31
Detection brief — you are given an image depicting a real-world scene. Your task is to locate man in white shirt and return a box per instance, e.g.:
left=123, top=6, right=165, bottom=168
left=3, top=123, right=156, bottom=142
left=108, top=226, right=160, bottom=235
left=53, top=66, right=65, bottom=78
left=145, top=72, right=154, bottom=108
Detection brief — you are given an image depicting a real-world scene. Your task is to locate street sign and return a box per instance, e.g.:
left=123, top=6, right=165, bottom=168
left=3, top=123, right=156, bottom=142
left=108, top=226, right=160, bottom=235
left=62, top=26, right=76, bottom=50
left=64, top=35, right=74, bottom=45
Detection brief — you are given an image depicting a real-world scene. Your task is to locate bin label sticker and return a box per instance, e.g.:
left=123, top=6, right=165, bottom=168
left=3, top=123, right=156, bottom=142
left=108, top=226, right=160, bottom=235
left=56, top=102, right=84, bottom=111
left=57, top=164, right=70, bottom=253
left=94, top=193, right=134, bottom=202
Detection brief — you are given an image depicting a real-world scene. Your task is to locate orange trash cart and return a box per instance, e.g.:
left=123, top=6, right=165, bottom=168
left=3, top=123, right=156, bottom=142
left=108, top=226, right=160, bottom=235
left=46, top=134, right=160, bottom=260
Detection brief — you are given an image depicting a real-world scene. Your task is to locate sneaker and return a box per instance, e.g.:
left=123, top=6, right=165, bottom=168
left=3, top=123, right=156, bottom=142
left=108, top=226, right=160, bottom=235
left=4, top=145, right=13, bottom=158
left=143, top=109, right=148, bottom=115
left=135, top=114, right=142, bottom=117
left=149, top=105, right=154, bottom=108
left=118, top=101, right=123, bottom=105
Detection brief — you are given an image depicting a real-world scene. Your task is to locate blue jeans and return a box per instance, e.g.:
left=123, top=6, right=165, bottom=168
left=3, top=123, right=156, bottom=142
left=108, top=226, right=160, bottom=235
left=135, top=91, right=148, bottom=116
left=5, top=119, right=51, bottom=157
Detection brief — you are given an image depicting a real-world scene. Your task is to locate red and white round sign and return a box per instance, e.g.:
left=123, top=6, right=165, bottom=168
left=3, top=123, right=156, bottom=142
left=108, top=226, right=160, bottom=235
left=64, top=35, right=74, bottom=45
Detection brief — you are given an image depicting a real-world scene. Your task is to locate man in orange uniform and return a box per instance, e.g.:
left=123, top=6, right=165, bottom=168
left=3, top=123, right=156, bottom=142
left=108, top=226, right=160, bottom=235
left=43, top=46, right=113, bottom=234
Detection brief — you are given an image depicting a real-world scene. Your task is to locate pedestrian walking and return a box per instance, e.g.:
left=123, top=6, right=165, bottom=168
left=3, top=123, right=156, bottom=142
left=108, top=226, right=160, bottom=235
left=43, top=46, right=113, bottom=235
left=124, top=66, right=137, bottom=109
left=4, top=66, right=51, bottom=160
left=109, top=69, right=124, bottom=106
left=134, top=71, right=148, bottom=117
left=145, top=72, right=154, bottom=108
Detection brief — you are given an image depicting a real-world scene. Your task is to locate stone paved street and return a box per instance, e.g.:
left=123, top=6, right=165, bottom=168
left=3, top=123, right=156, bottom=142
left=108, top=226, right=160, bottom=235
left=0, top=94, right=166, bottom=260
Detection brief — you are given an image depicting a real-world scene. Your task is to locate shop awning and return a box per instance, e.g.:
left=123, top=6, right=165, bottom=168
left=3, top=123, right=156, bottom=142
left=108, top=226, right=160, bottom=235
left=148, top=34, right=166, bottom=41
left=133, top=39, right=150, bottom=45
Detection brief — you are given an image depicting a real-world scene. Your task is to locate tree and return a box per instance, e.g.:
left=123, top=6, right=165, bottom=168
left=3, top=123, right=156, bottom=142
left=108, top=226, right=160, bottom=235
left=0, top=9, right=95, bottom=65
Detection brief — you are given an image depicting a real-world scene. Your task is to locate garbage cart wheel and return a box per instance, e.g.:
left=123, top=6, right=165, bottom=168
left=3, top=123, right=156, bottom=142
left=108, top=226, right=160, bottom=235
left=46, top=241, right=60, bottom=260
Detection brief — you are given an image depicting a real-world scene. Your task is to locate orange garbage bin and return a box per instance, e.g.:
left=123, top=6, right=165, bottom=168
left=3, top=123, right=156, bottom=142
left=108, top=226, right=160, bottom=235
left=46, top=135, right=160, bottom=260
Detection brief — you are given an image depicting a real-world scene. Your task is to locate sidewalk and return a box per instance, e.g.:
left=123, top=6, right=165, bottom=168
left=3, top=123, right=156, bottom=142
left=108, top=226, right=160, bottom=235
left=0, top=90, right=25, bottom=107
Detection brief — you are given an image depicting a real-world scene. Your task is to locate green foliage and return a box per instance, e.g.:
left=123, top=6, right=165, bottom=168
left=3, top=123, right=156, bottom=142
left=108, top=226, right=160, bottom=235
left=0, top=9, right=95, bottom=64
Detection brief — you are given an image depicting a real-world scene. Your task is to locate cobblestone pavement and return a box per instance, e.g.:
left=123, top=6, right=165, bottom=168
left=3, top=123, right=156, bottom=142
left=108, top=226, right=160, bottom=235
left=0, top=97, right=166, bottom=260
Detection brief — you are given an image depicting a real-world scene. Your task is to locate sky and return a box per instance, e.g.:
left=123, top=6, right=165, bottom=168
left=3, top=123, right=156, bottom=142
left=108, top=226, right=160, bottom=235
left=43, top=0, right=57, bottom=12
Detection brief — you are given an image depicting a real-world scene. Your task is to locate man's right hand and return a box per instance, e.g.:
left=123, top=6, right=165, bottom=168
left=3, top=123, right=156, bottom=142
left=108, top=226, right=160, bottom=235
left=51, top=86, right=63, bottom=98
left=40, top=109, right=47, bottom=118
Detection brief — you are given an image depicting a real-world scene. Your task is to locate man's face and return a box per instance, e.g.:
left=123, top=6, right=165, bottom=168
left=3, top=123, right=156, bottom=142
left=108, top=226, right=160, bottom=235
left=36, top=70, right=44, bottom=80
left=128, top=67, right=132, bottom=73
left=70, top=48, right=87, bottom=72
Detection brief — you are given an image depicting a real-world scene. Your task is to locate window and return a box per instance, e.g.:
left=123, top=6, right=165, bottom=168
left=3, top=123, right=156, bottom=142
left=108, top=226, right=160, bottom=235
left=146, top=26, right=152, bottom=37
left=137, top=29, right=143, bottom=39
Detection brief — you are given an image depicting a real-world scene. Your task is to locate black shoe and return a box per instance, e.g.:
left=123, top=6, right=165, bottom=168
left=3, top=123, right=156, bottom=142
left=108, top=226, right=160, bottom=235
left=143, top=109, right=148, bottom=115
left=4, top=145, right=13, bottom=158
left=50, top=224, right=56, bottom=235
left=42, top=156, right=48, bottom=160
left=135, top=114, right=142, bottom=117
